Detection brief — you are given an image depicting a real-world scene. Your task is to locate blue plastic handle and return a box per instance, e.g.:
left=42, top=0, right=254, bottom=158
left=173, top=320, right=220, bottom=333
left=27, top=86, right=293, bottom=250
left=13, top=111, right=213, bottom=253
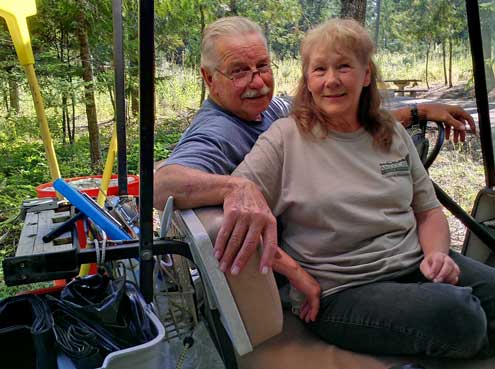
left=53, top=178, right=132, bottom=240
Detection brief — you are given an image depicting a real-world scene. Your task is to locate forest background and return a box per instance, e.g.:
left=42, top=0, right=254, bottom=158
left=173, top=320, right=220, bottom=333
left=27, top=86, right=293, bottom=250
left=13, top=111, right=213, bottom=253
left=0, top=0, right=494, bottom=295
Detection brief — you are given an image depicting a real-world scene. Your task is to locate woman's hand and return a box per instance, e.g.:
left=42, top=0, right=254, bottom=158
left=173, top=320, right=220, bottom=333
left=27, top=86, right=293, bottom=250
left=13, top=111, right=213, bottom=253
left=420, top=251, right=460, bottom=285
left=289, top=269, right=321, bottom=323
left=271, top=247, right=321, bottom=322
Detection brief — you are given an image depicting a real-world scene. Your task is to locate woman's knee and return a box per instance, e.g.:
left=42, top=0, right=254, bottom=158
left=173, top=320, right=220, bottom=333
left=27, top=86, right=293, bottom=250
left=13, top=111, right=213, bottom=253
left=429, top=286, right=487, bottom=357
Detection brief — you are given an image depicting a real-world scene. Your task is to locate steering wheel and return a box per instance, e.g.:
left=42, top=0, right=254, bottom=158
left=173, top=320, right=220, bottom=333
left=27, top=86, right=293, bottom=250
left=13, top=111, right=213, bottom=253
left=409, top=120, right=445, bottom=170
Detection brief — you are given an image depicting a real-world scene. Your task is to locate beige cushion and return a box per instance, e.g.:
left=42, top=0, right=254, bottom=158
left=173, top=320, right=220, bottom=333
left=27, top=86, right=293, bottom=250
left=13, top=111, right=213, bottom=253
left=238, top=313, right=394, bottom=369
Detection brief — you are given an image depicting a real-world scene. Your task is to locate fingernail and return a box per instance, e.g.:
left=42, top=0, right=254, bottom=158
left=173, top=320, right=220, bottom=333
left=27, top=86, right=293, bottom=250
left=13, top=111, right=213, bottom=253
left=231, top=265, right=240, bottom=275
left=261, top=266, right=269, bottom=275
left=214, top=250, right=221, bottom=259
left=220, top=262, right=227, bottom=272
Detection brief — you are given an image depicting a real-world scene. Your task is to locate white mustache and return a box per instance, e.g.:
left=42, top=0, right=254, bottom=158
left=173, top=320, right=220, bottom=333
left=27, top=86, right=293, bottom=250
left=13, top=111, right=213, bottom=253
left=241, top=85, right=270, bottom=99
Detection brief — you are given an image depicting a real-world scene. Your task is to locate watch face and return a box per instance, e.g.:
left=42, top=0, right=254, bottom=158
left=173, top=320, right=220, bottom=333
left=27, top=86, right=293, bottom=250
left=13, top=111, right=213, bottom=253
left=410, top=105, right=419, bottom=126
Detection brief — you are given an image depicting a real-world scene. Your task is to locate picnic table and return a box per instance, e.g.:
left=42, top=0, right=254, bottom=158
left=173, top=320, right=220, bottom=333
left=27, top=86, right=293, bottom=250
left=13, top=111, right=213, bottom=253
left=383, top=79, right=422, bottom=96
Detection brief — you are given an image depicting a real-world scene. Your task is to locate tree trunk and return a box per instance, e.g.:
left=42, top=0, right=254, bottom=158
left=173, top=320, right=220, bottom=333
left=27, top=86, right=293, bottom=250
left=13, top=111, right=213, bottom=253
left=448, top=38, right=453, bottom=88
left=229, top=0, right=238, bottom=15
left=199, top=3, right=206, bottom=106
left=481, top=20, right=495, bottom=91
left=299, top=0, right=326, bottom=31
left=67, top=32, right=76, bottom=145
left=130, top=82, right=139, bottom=116
left=2, top=82, right=9, bottom=112
left=71, top=92, right=76, bottom=144
left=8, top=77, right=19, bottom=112
left=75, top=6, right=101, bottom=170
left=264, top=23, right=271, bottom=52
left=425, top=42, right=430, bottom=89
left=62, top=94, right=68, bottom=144
left=107, top=83, right=115, bottom=116
left=374, top=0, right=381, bottom=47
left=60, top=32, right=67, bottom=144
left=340, top=0, right=367, bottom=25
left=442, top=41, right=447, bottom=86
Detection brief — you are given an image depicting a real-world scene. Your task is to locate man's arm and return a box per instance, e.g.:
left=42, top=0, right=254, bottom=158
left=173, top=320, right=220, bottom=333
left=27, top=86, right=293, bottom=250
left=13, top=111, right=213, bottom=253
left=154, top=164, right=236, bottom=209
left=154, top=164, right=278, bottom=276
left=391, top=103, right=476, bottom=143
left=415, top=207, right=460, bottom=285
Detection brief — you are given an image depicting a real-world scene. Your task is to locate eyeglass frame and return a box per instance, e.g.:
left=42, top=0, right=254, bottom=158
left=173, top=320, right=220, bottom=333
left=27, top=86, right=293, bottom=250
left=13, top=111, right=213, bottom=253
left=214, top=61, right=278, bottom=87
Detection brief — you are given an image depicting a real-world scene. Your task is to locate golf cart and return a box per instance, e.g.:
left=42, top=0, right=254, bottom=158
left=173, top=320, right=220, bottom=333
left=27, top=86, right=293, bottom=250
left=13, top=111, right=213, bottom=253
left=2, top=0, right=495, bottom=369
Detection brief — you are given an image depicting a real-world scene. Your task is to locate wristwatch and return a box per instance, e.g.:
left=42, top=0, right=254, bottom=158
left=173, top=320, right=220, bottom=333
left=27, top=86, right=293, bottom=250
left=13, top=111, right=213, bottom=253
left=410, top=104, right=420, bottom=128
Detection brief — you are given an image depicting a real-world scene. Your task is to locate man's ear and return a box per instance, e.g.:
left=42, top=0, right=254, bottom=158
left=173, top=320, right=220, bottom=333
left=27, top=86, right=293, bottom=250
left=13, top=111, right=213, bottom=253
left=201, top=67, right=214, bottom=89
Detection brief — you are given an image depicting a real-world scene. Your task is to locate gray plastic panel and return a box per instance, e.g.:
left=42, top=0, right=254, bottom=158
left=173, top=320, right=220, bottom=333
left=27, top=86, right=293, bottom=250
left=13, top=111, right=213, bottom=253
left=98, top=307, right=166, bottom=369
left=174, top=209, right=253, bottom=356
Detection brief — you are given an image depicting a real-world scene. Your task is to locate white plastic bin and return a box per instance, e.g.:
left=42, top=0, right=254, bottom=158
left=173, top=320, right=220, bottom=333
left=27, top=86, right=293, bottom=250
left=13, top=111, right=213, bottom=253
left=97, top=307, right=166, bottom=369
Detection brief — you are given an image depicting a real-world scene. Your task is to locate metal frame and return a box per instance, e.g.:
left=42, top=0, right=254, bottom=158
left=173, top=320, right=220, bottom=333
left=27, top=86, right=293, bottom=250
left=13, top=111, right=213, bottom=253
left=466, top=0, right=495, bottom=188
left=112, top=0, right=128, bottom=196
left=2, top=238, right=192, bottom=286
left=138, top=0, right=156, bottom=303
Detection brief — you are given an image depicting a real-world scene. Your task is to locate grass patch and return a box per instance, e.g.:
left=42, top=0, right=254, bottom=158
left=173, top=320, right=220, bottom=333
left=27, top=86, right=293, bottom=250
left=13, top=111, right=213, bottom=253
left=429, top=136, right=485, bottom=249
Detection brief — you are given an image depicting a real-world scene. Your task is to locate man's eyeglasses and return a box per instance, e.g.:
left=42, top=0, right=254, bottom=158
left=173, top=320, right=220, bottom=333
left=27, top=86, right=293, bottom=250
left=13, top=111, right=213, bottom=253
left=215, top=62, right=277, bottom=87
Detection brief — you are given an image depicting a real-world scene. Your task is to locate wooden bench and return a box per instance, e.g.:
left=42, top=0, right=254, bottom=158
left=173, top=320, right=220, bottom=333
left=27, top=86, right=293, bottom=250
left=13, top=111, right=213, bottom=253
left=3, top=202, right=81, bottom=285
left=396, top=89, right=428, bottom=97
left=17, top=206, right=73, bottom=256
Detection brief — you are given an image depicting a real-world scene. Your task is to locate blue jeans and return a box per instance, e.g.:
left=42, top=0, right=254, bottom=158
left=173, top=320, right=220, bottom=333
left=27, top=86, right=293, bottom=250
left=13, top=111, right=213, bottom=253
left=307, top=251, right=495, bottom=358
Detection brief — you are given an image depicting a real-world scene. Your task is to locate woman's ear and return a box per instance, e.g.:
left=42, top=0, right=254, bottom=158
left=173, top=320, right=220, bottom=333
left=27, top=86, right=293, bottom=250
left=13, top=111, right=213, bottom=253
left=363, top=62, right=372, bottom=87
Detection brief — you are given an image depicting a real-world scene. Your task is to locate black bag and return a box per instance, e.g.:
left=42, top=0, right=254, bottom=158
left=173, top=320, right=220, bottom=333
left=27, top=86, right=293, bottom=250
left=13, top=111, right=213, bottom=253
left=0, top=294, right=57, bottom=369
left=47, top=272, right=156, bottom=369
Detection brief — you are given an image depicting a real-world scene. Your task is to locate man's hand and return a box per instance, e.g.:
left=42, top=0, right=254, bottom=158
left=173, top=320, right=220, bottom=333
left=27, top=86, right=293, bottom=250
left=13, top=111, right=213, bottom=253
left=215, top=178, right=278, bottom=276
left=420, top=251, right=460, bottom=285
left=418, top=103, right=476, bottom=143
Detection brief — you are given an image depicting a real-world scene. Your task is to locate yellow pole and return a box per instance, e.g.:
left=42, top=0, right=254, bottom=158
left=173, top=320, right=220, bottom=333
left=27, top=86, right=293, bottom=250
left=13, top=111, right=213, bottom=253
left=97, top=124, right=118, bottom=206
left=0, top=0, right=61, bottom=182
left=24, top=64, right=61, bottom=181
left=79, top=124, right=118, bottom=277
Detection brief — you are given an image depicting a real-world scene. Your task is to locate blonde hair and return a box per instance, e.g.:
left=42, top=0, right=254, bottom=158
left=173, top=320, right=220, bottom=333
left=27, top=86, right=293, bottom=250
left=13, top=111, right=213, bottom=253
left=292, top=18, right=395, bottom=151
left=201, top=16, right=267, bottom=72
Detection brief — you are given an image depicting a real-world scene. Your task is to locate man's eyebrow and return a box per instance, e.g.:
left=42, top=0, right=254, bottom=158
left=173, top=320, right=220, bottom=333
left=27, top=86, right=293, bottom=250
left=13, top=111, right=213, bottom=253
left=228, top=57, right=270, bottom=68
left=227, top=61, right=248, bottom=70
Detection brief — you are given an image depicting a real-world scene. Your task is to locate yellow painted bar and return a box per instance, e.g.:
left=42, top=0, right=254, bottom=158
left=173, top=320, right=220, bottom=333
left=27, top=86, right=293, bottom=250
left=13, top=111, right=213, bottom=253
left=97, top=124, right=118, bottom=206
left=24, top=64, right=61, bottom=181
left=1, top=0, right=61, bottom=182
left=81, top=125, right=118, bottom=276
left=0, top=0, right=36, bottom=66
left=78, top=262, right=91, bottom=277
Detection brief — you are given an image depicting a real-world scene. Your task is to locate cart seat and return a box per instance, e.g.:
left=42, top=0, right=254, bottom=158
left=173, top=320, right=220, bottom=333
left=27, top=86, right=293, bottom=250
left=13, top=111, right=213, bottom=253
left=173, top=206, right=495, bottom=369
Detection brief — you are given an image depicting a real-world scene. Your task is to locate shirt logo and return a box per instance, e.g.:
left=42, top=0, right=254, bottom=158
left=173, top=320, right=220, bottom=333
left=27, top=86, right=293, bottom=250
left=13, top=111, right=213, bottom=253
left=380, top=156, right=409, bottom=176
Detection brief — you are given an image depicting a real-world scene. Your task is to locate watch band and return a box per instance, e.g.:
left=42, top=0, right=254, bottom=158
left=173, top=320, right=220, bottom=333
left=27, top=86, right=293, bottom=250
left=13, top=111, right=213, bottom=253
left=410, top=104, right=420, bottom=127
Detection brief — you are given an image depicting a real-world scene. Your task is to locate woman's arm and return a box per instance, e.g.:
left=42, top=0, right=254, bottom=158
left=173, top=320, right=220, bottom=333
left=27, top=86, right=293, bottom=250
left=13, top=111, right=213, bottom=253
left=415, top=207, right=460, bottom=285
left=272, top=247, right=321, bottom=322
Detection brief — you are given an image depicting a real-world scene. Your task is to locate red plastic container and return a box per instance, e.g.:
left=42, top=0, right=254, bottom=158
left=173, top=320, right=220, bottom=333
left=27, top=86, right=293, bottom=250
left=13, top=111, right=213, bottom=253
left=35, top=174, right=140, bottom=198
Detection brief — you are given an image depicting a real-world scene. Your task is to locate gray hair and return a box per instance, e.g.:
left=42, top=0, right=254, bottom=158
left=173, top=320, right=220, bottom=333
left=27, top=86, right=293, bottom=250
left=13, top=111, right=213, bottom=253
left=201, top=16, right=267, bottom=72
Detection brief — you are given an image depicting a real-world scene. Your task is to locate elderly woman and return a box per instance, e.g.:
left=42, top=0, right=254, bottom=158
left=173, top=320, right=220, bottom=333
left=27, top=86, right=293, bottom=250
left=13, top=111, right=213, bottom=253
left=232, top=19, right=495, bottom=358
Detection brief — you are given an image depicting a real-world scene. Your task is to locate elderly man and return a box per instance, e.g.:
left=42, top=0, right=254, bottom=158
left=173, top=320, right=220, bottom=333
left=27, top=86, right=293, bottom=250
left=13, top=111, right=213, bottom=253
left=154, top=16, right=475, bottom=277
